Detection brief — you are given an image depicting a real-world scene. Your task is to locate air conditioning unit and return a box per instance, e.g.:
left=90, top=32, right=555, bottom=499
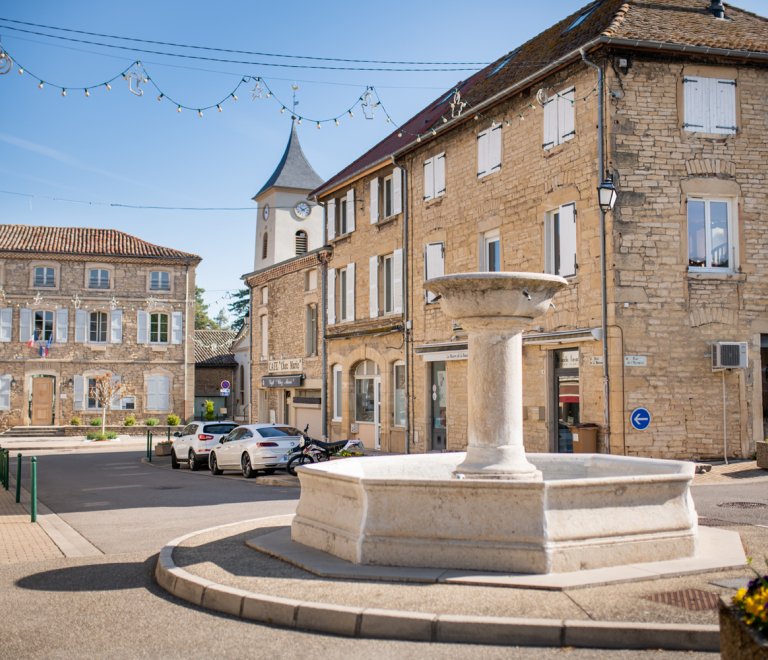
left=712, top=342, right=748, bottom=370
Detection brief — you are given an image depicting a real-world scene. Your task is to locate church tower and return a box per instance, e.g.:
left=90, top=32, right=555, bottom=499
left=253, top=122, right=324, bottom=270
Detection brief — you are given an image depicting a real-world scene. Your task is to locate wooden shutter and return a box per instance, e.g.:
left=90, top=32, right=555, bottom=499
left=714, top=78, right=737, bottom=135
left=369, top=256, right=379, bottom=318
left=346, top=262, right=355, bottom=321
left=545, top=211, right=554, bottom=274
left=423, top=157, right=435, bottom=202
left=158, top=377, right=170, bottom=411
left=74, top=375, right=85, bottom=411
left=558, top=87, right=575, bottom=144
left=558, top=203, right=577, bottom=277
left=435, top=153, right=446, bottom=197
left=346, top=189, right=355, bottom=232
left=424, top=242, right=445, bottom=303
left=327, top=199, right=336, bottom=241
left=136, top=310, right=148, bottom=344
left=0, top=375, right=10, bottom=410
left=0, top=308, right=12, bottom=342
left=477, top=130, right=489, bottom=177
left=543, top=95, right=558, bottom=149
left=171, top=311, right=183, bottom=344
left=74, top=309, right=87, bottom=343
left=261, top=315, right=268, bottom=358
left=110, top=310, right=122, bottom=344
left=683, top=76, right=705, bottom=132
left=392, top=167, right=402, bottom=215
left=110, top=375, right=122, bottom=410
left=393, top=249, right=403, bottom=314
left=55, top=308, right=68, bottom=343
left=19, top=308, right=31, bottom=343
left=327, top=268, right=336, bottom=325
left=369, top=178, right=379, bottom=224
left=489, top=125, right=502, bottom=172
left=147, top=377, right=158, bottom=410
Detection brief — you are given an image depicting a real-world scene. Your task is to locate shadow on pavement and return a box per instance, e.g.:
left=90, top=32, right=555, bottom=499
left=16, top=561, right=148, bottom=591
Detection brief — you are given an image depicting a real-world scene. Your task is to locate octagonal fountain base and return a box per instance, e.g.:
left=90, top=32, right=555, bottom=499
left=291, top=453, right=698, bottom=575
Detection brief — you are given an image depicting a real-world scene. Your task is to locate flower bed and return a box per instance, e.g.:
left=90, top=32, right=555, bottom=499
left=719, top=563, right=768, bottom=659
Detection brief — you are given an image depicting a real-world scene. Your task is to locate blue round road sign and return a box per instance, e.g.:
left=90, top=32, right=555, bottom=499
left=630, top=407, right=652, bottom=431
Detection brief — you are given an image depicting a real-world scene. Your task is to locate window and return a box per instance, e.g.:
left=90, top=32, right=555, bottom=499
left=423, top=153, right=446, bottom=202
left=339, top=199, right=348, bottom=236
left=683, top=76, right=737, bottom=135
left=688, top=198, right=734, bottom=270
left=354, top=360, right=380, bottom=423
left=262, top=233, right=269, bottom=260
left=336, top=263, right=356, bottom=323
left=340, top=268, right=348, bottom=321
left=488, top=51, right=519, bottom=77
left=87, top=377, right=102, bottom=410
left=0, top=375, right=10, bottom=411
left=89, top=311, right=108, bottom=343
left=121, top=396, right=136, bottom=411
left=150, top=271, right=170, bottom=291
left=89, top=269, right=110, bottom=289
left=563, top=4, right=598, bottom=32
left=146, top=375, right=170, bottom=411
left=393, top=361, right=406, bottom=427
left=150, top=313, right=169, bottom=344
left=424, top=242, right=445, bottom=303
left=383, top=254, right=394, bottom=313
left=260, top=314, right=268, bottom=359
left=543, top=88, right=575, bottom=150
left=295, top=230, right=308, bottom=255
left=304, top=269, right=317, bottom=291
left=34, top=310, right=54, bottom=341
left=305, top=304, right=317, bottom=356
left=332, top=364, right=343, bottom=421
left=546, top=203, right=577, bottom=278
left=239, top=365, right=245, bottom=404
left=261, top=286, right=268, bottom=304
left=34, top=267, right=55, bottom=288
left=383, top=175, right=393, bottom=217
left=480, top=230, right=501, bottom=272
left=477, top=125, right=502, bottom=178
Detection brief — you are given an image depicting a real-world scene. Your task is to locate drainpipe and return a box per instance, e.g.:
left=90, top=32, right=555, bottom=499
left=184, top=259, right=190, bottom=423
left=392, top=155, right=410, bottom=454
left=317, top=200, right=329, bottom=441
left=580, top=47, right=611, bottom=454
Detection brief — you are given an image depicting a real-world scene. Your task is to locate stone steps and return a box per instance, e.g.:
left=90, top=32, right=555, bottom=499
left=1, top=426, right=67, bottom=438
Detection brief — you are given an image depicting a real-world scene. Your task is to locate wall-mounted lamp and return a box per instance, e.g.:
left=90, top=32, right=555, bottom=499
left=67, top=378, right=73, bottom=388
left=10, top=377, right=17, bottom=388
left=598, top=173, right=618, bottom=213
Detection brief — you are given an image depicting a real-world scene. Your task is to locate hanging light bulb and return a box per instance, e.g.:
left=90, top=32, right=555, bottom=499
left=85, top=89, right=90, bottom=97
left=317, top=122, right=321, bottom=129
left=398, top=131, right=403, bottom=138
left=474, top=114, right=479, bottom=120
left=158, top=94, right=163, bottom=101
left=265, top=92, right=270, bottom=98
left=218, top=105, right=222, bottom=112
left=18, top=68, right=23, bottom=74
left=519, top=114, right=524, bottom=121
left=38, top=81, right=43, bottom=89
left=231, top=93, right=237, bottom=100
left=198, top=110, right=203, bottom=117
left=386, top=118, right=390, bottom=122
left=123, top=74, right=128, bottom=81
left=61, top=89, right=66, bottom=97
left=177, top=105, right=181, bottom=113
left=431, top=128, right=436, bottom=136
left=297, top=117, right=301, bottom=124
left=442, top=116, right=447, bottom=123
left=106, top=83, right=111, bottom=90
left=416, top=135, right=421, bottom=142
left=349, top=110, right=354, bottom=118
left=491, top=119, right=496, bottom=126
left=281, top=107, right=285, bottom=113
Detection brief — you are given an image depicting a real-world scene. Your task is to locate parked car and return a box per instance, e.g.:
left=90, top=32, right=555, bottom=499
left=171, top=421, right=239, bottom=471
left=209, top=424, right=304, bottom=478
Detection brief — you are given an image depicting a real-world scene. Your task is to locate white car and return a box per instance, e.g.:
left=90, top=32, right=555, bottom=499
left=171, top=421, right=239, bottom=471
left=209, top=424, right=304, bottom=478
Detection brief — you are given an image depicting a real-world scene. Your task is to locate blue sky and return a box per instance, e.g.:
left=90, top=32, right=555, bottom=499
left=1, top=0, right=765, bottom=320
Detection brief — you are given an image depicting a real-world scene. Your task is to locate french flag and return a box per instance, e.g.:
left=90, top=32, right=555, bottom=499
left=27, top=331, right=38, bottom=348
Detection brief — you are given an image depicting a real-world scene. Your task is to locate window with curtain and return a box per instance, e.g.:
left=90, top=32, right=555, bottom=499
left=34, top=267, right=55, bottom=287
left=89, top=269, right=110, bottom=289
left=150, top=271, right=170, bottom=291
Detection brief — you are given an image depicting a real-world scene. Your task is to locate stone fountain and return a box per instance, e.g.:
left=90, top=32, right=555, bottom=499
left=291, top=273, right=698, bottom=574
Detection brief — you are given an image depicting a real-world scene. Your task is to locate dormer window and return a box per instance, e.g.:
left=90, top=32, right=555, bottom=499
left=34, top=267, right=55, bottom=287
left=563, top=4, right=599, bottom=33
left=89, top=269, right=110, bottom=289
left=150, top=271, right=170, bottom=291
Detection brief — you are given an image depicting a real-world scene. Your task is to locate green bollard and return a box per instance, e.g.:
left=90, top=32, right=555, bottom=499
left=146, top=430, right=149, bottom=460
left=15, top=453, right=21, bottom=504
left=3, top=449, right=8, bottom=491
left=148, top=432, right=152, bottom=463
left=30, top=457, right=37, bottom=523
left=0, top=449, right=4, bottom=490
left=167, top=427, right=170, bottom=443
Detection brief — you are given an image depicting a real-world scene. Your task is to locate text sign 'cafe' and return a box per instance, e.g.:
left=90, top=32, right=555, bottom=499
left=268, top=357, right=304, bottom=374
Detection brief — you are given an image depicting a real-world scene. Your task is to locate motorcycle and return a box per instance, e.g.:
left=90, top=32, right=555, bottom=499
left=286, top=427, right=365, bottom=476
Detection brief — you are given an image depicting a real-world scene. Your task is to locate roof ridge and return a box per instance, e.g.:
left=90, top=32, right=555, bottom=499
left=602, top=2, right=632, bottom=37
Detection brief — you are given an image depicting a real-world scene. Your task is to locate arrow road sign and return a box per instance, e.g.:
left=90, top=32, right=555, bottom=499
left=630, top=407, right=651, bottom=431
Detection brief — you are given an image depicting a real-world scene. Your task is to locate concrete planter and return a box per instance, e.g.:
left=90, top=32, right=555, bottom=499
left=155, top=443, right=173, bottom=457
left=757, top=441, right=768, bottom=470
left=719, top=597, right=768, bottom=659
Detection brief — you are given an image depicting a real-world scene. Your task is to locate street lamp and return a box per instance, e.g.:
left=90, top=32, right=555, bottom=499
left=598, top=174, right=617, bottom=213
left=10, top=377, right=17, bottom=388
left=67, top=378, right=73, bottom=388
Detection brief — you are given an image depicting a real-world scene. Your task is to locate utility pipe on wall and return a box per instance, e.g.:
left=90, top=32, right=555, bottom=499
left=392, top=156, right=410, bottom=454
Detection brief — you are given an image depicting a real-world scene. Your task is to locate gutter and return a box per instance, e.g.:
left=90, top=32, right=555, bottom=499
left=240, top=244, right=332, bottom=284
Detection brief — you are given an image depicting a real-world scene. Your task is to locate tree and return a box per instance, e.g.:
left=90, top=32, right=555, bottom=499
left=88, top=374, right=130, bottom=436
left=228, top=288, right=250, bottom=332
left=214, top=308, right=229, bottom=330
left=195, top=286, right=219, bottom=330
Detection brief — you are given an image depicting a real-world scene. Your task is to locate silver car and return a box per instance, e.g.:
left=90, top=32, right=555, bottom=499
left=170, top=421, right=238, bottom=471
left=209, top=423, right=304, bottom=478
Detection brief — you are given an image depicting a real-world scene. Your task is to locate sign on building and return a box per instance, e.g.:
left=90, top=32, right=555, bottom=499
left=268, top=357, right=303, bottom=373
left=262, top=375, right=303, bottom=388
left=422, top=350, right=468, bottom=362
left=624, top=356, right=648, bottom=367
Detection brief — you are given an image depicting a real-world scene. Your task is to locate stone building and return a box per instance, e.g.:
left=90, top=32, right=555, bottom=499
left=193, top=330, right=238, bottom=420
left=0, top=225, right=199, bottom=428
left=311, top=0, right=768, bottom=461
left=229, top=317, right=251, bottom=423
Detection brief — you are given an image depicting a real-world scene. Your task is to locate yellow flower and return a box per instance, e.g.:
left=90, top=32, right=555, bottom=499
left=736, top=588, right=747, bottom=601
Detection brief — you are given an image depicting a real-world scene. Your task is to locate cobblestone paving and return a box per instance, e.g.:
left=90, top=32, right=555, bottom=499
left=0, top=488, right=62, bottom=564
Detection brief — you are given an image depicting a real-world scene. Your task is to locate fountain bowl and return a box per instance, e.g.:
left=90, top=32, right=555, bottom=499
left=291, top=452, right=697, bottom=574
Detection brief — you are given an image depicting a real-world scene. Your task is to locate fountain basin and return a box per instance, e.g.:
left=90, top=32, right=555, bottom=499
left=291, top=453, right=697, bottom=574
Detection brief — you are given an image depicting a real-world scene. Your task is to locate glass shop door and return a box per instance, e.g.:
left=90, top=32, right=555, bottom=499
left=430, top=361, right=447, bottom=451
left=553, top=349, right=580, bottom=453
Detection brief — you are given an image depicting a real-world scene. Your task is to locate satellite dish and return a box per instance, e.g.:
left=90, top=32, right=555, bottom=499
left=536, top=88, right=548, bottom=107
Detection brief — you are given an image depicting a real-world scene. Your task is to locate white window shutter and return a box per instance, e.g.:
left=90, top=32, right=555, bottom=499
left=392, top=167, right=402, bottom=215
left=137, top=310, right=148, bottom=344
left=369, top=178, right=379, bottom=224
left=423, top=158, right=435, bottom=202
left=0, top=375, right=10, bottom=411
left=110, top=375, right=122, bottom=410
left=159, top=377, right=170, bottom=411
left=74, top=375, right=85, bottom=411
left=545, top=213, right=554, bottom=275
left=558, top=88, right=575, bottom=144
left=261, top=315, right=268, bottom=358
left=393, top=249, right=403, bottom=314
left=55, top=308, right=68, bottom=343
left=19, top=308, right=31, bottom=343
left=489, top=125, right=502, bottom=171
left=171, top=311, right=183, bottom=344
left=477, top=130, right=489, bottom=176
left=0, top=308, right=12, bottom=342
left=683, top=76, right=705, bottom=132
left=327, top=199, right=336, bottom=241
left=346, top=262, right=355, bottom=321
left=543, top=96, right=558, bottom=149
left=110, top=310, right=122, bottom=344
left=369, top=256, right=379, bottom=318
left=346, top=189, right=355, bottom=232
left=425, top=242, right=445, bottom=303
left=327, top=268, right=336, bottom=325
left=714, top=78, right=737, bottom=135
left=435, top=153, right=446, bottom=197
left=75, top=309, right=87, bottom=343
left=147, top=377, right=157, bottom=410
left=558, top=203, right=577, bottom=277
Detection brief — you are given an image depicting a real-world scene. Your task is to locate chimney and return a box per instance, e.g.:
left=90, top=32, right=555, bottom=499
left=710, top=0, right=725, bottom=19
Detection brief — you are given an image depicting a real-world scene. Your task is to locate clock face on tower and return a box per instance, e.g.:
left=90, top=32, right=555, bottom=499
left=295, top=202, right=311, bottom=219
left=262, top=205, right=270, bottom=220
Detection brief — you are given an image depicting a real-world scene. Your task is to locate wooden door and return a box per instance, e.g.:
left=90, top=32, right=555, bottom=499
left=31, top=378, right=53, bottom=426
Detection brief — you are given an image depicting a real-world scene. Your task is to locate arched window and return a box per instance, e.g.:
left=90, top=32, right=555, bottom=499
left=295, top=230, right=308, bottom=255
left=262, top=233, right=268, bottom=260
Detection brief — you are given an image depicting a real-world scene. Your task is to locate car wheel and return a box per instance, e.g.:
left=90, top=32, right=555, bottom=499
left=210, top=453, right=223, bottom=475
left=287, top=453, right=314, bottom=477
left=241, top=453, right=256, bottom=479
left=263, top=468, right=276, bottom=475
left=189, top=450, right=200, bottom=472
left=171, top=450, right=180, bottom=469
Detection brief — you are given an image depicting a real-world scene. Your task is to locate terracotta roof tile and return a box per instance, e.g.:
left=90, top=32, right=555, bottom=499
left=194, top=330, right=239, bottom=366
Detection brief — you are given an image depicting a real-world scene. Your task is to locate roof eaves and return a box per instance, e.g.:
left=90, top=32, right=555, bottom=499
left=240, top=244, right=332, bottom=282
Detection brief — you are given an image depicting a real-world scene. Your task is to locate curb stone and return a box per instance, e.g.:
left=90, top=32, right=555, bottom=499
left=154, top=518, right=721, bottom=652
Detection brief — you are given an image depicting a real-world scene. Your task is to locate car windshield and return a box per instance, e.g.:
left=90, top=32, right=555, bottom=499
left=258, top=426, right=302, bottom=438
left=204, top=424, right=237, bottom=435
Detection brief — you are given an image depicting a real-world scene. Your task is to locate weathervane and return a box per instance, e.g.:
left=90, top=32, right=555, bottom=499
left=291, top=83, right=299, bottom=119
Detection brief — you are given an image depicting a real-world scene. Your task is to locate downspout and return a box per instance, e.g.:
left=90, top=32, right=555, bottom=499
left=317, top=200, right=329, bottom=441
left=392, top=155, right=410, bottom=454
left=184, top=259, right=190, bottom=423
left=580, top=47, right=611, bottom=454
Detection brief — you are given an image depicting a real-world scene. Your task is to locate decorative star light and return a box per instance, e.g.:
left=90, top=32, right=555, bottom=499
left=109, top=296, right=119, bottom=311
left=450, top=90, right=466, bottom=118
left=125, top=63, right=147, bottom=97
left=146, top=296, right=157, bottom=310
left=250, top=77, right=263, bottom=99
left=71, top=293, right=82, bottom=309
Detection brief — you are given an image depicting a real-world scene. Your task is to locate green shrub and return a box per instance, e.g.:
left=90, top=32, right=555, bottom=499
left=204, top=400, right=215, bottom=421
left=166, top=414, right=181, bottom=426
left=124, top=416, right=136, bottom=427
left=89, top=418, right=101, bottom=426
left=146, top=418, right=160, bottom=426
left=70, top=417, right=82, bottom=426
left=86, top=430, right=118, bottom=441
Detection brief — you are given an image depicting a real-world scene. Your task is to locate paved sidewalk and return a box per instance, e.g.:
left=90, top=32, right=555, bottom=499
left=692, top=459, right=768, bottom=484
left=0, top=486, right=63, bottom=564
left=0, top=435, right=149, bottom=451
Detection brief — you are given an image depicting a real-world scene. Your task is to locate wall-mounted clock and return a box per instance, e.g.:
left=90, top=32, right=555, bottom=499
left=262, top=204, right=270, bottom=220
left=295, top=202, right=311, bottom=219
